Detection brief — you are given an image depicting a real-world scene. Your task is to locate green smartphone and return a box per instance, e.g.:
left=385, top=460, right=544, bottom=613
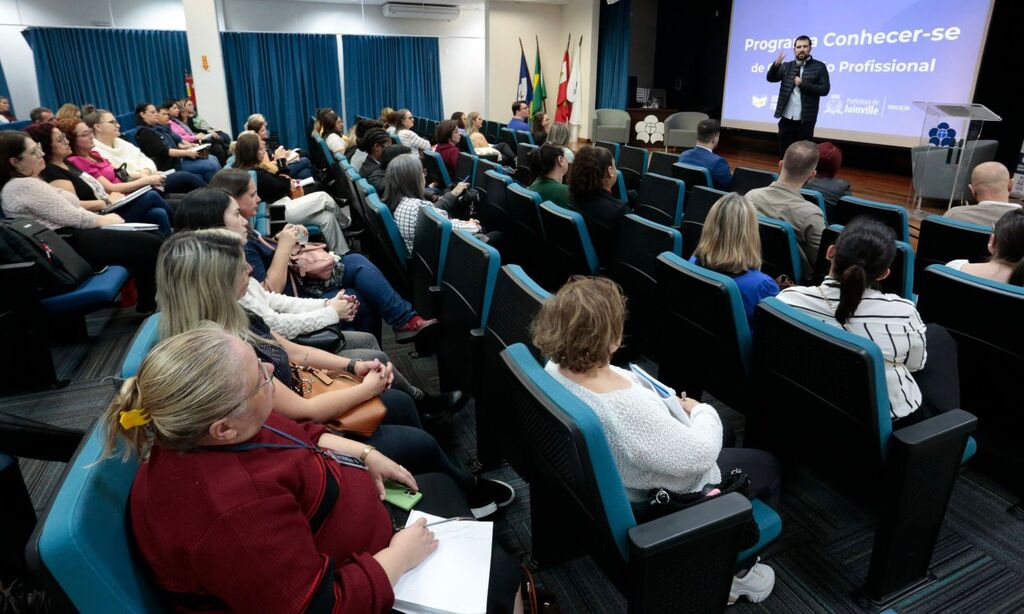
left=383, top=481, right=423, bottom=511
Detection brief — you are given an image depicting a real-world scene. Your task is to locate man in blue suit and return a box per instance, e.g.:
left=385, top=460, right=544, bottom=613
left=677, top=119, right=732, bottom=191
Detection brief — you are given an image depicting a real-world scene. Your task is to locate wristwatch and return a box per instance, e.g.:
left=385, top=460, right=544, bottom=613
left=345, top=359, right=359, bottom=375
left=359, top=445, right=376, bottom=462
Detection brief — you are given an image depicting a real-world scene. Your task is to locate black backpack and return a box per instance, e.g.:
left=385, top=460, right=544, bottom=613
left=0, top=218, right=94, bottom=297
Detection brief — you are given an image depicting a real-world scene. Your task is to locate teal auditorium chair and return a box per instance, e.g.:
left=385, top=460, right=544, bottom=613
left=730, top=167, right=774, bottom=195
left=656, top=253, right=754, bottom=413
left=499, top=343, right=782, bottom=613
left=617, top=145, right=649, bottom=178
left=647, top=151, right=678, bottom=177
left=455, top=153, right=477, bottom=186
left=832, top=196, right=910, bottom=243
left=917, top=265, right=1024, bottom=490
left=756, top=215, right=804, bottom=283
left=422, top=149, right=453, bottom=188
left=505, top=184, right=546, bottom=275
left=515, top=143, right=538, bottom=185
left=671, top=162, right=713, bottom=193
left=751, top=297, right=976, bottom=606
left=537, top=201, right=599, bottom=289
left=811, top=224, right=916, bottom=299
left=0, top=119, right=31, bottom=132
left=634, top=172, right=684, bottom=228
left=680, top=185, right=726, bottom=259
left=478, top=169, right=514, bottom=236
left=411, top=206, right=452, bottom=320
left=473, top=157, right=503, bottom=190
left=437, top=230, right=500, bottom=396
left=476, top=265, right=550, bottom=469
left=615, top=170, right=629, bottom=203
left=914, top=215, right=991, bottom=293
left=363, top=192, right=411, bottom=298
left=594, top=140, right=621, bottom=163
left=800, top=188, right=827, bottom=220
left=514, top=130, right=535, bottom=146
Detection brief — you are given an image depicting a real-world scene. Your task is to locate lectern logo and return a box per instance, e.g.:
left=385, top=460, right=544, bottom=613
left=752, top=96, right=768, bottom=109
left=635, top=115, right=664, bottom=144
left=928, top=122, right=957, bottom=147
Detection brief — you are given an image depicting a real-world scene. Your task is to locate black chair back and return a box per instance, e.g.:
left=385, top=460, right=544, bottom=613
left=731, top=167, right=774, bottom=195
left=455, top=153, right=477, bottom=187
left=411, top=207, right=451, bottom=319
left=505, top=185, right=546, bottom=273
left=478, top=169, right=514, bottom=233
left=832, top=196, right=909, bottom=242
left=516, top=143, right=539, bottom=185
left=671, top=163, right=713, bottom=192
left=915, top=216, right=991, bottom=292
left=647, top=151, right=678, bottom=177
left=812, top=224, right=914, bottom=297
left=680, top=186, right=727, bottom=259
left=537, top=201, right=599, bottom=289
left=635, top=172, right=684, bottom=227
left=617, top=145, right=648, bottom=178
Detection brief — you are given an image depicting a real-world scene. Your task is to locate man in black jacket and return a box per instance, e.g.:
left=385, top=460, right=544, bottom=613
left=767, top=35, right=830, bottom=156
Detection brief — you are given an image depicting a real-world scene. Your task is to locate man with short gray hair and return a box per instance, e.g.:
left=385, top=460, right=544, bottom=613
left=944, top=162, right=1021, bottom=227
left=745, top=140, right=825, bottom=272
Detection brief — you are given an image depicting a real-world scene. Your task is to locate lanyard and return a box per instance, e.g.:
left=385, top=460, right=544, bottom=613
left=224, top=424, right=367, bottom=470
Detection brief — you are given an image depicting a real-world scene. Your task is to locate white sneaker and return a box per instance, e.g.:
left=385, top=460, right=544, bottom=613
left=728, top=560, right=775, bottom=605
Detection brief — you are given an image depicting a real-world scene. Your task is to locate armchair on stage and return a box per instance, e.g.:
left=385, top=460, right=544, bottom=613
left=591, top=109, right=631, bottom=144
left=909, top=102, right=1000, bottom=216
left=663, top=112, right=709, bottom=151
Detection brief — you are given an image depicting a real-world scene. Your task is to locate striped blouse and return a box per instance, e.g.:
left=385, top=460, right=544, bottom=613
left=776, top=277, right=927, bottom=419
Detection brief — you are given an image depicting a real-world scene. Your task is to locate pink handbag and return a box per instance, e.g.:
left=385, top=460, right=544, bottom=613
left=290, top=242, right=335, bottom=280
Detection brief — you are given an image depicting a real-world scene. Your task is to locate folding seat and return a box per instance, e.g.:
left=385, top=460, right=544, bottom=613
left=614, top=170, right=629, bottom=203
left=505, top=184, right=546, bottom=275
left=730, top=167, right=774, bottom=195
left=832, top=195, right=910, bottom=242
left=476, top=265, right=550, bottom=469
left=514, top=130, right=535, bottom=146
left=411, top=206, right=452, bottom=319
left=424, top=119, right=438, bottom=143
left=752, top=297, right=976, bottom=604
left=499, top=343, right=782, bottom=613
left=437, top=230, right=501, bottom=395
left=499, top=127, right=517, bottom=151
left=800, top=188, right=827, bottom=220
left=756, top=215, right=804, bottom=283
left=594, top=140, right=621, bottom=163
left=422, top=149, right=453, bottom=188
left=914, top=215, right=991, bottom=292
left=477, top=169, right=514, bottom=235
left=455, top=153, right=478, bottom=187
left=616, top=145, right=648, bottom=179
left=515, top=143, right=538, bottom=185
left=647, top=151, right=678, bottom=177
left=484, top=120, right=502, bottom=143
left=634, top=172, right=684, bottom=228
left=680, top=185, right=727, bottom=259
left=537, top=201, right=599, bottom=289
left=671, top=162, right=713, bottom=194
left=811, top=224, right=915, bottom=299
left=606, top=215, right=682, bottom=359
left=656, top=253, right=753, bottom=412
left=363, top=192, right=411, bottom=298
left=917, top=265, right=1024, bottom=488
left=474, top=157, right=503, bottom=190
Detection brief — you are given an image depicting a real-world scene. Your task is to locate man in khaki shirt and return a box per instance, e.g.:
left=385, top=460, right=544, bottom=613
left=745, top=140, right=825, bottom=274
left=944, top=162, right=1022, bottom=227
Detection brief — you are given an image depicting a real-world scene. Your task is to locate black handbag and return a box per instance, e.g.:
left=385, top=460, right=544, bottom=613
left=114, top=163, right=133, bottom=183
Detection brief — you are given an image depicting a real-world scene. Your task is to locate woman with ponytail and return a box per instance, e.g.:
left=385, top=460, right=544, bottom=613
left=103, top=324, right=523, bottom=613
left=946, top=207, right=1024, bottom=286
left=528, top=143, right=570, bottom=207
left=777, top=218, right=960, bottom=424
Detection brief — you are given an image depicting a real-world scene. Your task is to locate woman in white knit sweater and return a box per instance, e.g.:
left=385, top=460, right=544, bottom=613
left=0, top=131, right=163, bottom=311
left=531, top=276, right=780, bottom=604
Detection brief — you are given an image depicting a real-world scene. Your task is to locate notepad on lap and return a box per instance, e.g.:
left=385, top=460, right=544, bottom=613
left=191, top=143, right=211, bottom=152
left=99, top=222, right=160, bottom=232
left=628, top=363, right=690, bottom=426
left=297, top=176, right=316, bottom=188
left=100, top=186, right=153, bottom=214
left=393, top=511, right=492, bottom=614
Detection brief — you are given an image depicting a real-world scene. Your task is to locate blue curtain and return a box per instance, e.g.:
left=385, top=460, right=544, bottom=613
left=221, top=32, right=342, bottom=151
left=596, top=0, right=632, bottom=110
left=22, top=28, right=189, bottom=114
left=342, top=35, right=443, bottom=126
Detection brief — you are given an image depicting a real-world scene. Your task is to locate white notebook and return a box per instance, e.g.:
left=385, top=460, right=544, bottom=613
left=100, top=186, right=153, bottom=214
left=99, top=222, right=160, bottom=232
left=393, top=511, right=493, bottom=614
left=628, top=363, right=691, bottom=426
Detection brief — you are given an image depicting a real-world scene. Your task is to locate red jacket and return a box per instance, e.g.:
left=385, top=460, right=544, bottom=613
left=129, top=412, right=395, bottom=613
left=434, top=142, right=459, bottom=180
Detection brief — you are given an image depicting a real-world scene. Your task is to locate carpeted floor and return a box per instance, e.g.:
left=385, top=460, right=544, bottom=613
left=3, top=306, right=1023, bottom=613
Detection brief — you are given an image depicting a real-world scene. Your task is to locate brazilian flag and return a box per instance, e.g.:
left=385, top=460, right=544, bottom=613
left=530, top=37, right=546, bottom=121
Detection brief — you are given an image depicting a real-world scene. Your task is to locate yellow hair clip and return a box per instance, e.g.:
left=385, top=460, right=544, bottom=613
left=119, top=408, right=151, bottom=430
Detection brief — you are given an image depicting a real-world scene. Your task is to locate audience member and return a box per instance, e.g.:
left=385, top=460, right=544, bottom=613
left=244, top=114, right=315, bottom=180
left=677, top=119, right=732, bottom=191
left=465, top=111, right=515, bottom=163
left=181, top=98, right=229, bottom=144
left=378, top=106, right=394, bottom=127
left=568, top=145, right=629, bottom=265
left=777, top=218, right=960, bottom=425
left=508, top=101, right=530, bottom=131
left=390, top=108, right=431, bottom=152
left=531, top=111, right=549, bottom=146
left=367, top=143, right=411, bottom=195
left=384, top=154, right=479, bottom=253
left=450, top=111, right=466, bottom=134
left=349, top=119, right=384, bottom=171
left=803, top=142, right=850, bottom=210
left=231, top=131, right=350, bottom=255
left=316, top=108, right=350, bottom=155
left=155, top=232, right=513, bottom=514
left=162, top=99, right=227, bottom=164
left=357, top=128, right=392, bottom=178
left=691, top=193, right=779, bottom=327
left=29, top=107, right=54, bottom=123
left=433, top=119, right=462, bottom=178
left=531, top=276, right=778, bottom=605
left=528, top=143, right=570, bottom=208
left=745, top=140, right=825, bottom=272
left=55, top=104, right=81, bottom=120
left=0, top=97, right=15, bottom=123
left=946, top=208, right=1024, bottom=286
left=0, top=131, right=162, bottom=311
left=546, top=122, right=575, bottom=164
left=84, top=107, right=205, bottom=195
left=944, top=162, right=1021, bottom=227
left=134, top=102, right=213, bottom=184
left=105, top=324, right=522, bottom=612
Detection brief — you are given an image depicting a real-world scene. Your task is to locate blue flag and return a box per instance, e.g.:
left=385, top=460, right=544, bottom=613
left=517, top=41, right=533, bottom=106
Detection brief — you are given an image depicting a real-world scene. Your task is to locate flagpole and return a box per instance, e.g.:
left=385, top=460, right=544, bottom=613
left=536, top=35, right=547, bottom=115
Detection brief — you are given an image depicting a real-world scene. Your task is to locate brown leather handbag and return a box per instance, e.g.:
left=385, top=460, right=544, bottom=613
left=289, top=365, right=386, bottom=437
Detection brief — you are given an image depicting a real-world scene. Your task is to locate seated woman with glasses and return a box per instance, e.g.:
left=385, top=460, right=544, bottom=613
left=104, top=324, right=523, bottom=613
left=244, top=114, right=315, bottom=180
left=28, top=121, right=174, bottom=236
left=134, top=102, right=219, bottom=184
left=83, top=107, right=206, bottom=196
left=0, top=131, right=163, bottom=311
left=163, top=99, right=228, bottom=165
left=388, top=109, right=431, bottom=153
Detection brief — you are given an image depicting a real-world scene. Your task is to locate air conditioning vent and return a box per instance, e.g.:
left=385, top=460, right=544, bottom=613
left=382, top=3, right=460, bottom=21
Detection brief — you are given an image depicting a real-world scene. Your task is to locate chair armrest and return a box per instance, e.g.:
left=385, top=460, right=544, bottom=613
left=628, top=493, right=751, bottom=613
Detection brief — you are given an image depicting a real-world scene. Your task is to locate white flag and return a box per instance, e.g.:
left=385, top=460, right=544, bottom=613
left=566, top=36, right=582, bottom=127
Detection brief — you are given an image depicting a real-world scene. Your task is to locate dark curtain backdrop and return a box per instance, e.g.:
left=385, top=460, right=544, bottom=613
left=221, top=31, right=343, bottom=150
left=341, top=35, right=443, bottom=126
left=23, top=28, right=189, bottom=114
left=596, top=0, right=632, bottom=110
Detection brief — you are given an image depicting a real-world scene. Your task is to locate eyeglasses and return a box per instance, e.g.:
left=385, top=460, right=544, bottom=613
left=75, top=129, right=93, bottom=138
left=23, top=145, right=44, bottom=158
left=53, top=133, right=69, bottom=143
left=97, top=120, right=119, bottom=126
left=246, top=361, right=274, bottom=399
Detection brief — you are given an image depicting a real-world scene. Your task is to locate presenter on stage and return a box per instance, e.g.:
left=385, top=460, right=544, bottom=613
left=767, top=35, right=830, bottom=156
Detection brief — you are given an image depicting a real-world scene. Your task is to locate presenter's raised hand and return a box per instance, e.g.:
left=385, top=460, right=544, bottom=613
left=774, top=51, right=785, bottom=66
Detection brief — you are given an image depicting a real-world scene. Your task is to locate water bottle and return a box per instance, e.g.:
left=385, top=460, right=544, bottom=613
left=295, top=225, right=309, bottom=245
